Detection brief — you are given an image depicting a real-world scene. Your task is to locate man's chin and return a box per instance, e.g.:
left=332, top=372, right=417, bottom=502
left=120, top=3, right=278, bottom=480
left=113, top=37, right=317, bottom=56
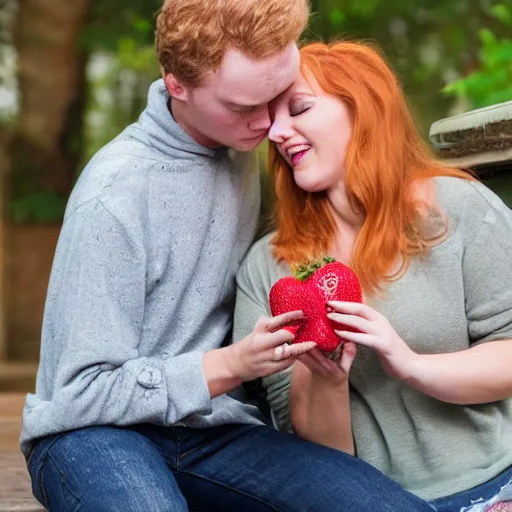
left=232, top=135, right=266, bottom=152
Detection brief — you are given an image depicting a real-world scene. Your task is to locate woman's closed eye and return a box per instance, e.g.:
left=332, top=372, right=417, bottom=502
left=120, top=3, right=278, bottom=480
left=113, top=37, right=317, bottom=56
left=290, top=100, right=314, bottom=117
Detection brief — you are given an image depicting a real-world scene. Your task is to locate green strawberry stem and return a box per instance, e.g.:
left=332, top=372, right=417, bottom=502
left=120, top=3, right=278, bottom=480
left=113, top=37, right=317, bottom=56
left=293, top=256, right=336, bottom=281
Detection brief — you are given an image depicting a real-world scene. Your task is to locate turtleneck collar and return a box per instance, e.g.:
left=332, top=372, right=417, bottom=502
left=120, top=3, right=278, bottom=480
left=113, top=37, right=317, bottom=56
left=138, top=79, right=227, bottom=160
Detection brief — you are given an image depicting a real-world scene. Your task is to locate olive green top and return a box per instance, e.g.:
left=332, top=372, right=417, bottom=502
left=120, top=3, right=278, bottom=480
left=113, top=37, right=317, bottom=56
left=233, top=177, right=512, bottom=501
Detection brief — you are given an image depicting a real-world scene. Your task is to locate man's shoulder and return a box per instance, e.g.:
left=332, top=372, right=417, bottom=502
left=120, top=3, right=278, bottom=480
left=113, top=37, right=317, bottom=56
left=65, top=134, right=193, bottom=220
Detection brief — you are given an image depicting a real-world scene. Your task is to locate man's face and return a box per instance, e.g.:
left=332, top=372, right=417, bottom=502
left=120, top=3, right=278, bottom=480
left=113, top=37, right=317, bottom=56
left=176, top=43, right=300, bottom=152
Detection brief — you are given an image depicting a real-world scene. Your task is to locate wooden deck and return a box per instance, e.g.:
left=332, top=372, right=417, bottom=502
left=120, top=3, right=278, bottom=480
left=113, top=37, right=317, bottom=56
left=0, top=393, right=44, bottom=511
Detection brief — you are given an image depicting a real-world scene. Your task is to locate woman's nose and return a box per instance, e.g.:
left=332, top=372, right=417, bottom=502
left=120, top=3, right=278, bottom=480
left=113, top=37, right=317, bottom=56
left=268, top=119, right=293, bottom=143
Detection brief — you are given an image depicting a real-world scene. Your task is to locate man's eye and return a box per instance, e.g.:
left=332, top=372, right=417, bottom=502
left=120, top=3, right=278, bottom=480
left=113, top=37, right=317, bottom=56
left=230, top=105, right=256, bottom=114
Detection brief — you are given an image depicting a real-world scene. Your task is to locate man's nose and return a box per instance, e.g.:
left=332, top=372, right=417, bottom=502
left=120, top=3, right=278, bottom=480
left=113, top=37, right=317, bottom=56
left=248, top=106, right=271, bottom=133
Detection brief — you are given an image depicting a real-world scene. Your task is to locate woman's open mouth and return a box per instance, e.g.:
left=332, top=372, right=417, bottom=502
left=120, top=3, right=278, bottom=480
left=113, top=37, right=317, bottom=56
left=286, top=144, right=311, bottom=166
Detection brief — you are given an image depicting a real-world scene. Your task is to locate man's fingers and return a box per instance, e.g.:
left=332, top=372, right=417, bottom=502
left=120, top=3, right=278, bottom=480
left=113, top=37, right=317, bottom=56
left=288, top=341, right=317, bottom=357
left=272, top=341, right=316, bottom=361
left=266, top=310, right=305, bottom=332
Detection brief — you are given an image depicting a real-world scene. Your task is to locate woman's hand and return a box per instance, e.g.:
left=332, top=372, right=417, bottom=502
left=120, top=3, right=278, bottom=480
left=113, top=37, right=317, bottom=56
left=296, top=343, right=357, bottom=388
left=327, top=301, right=419, bottom=382
left=228, top=310, right=317, bottom=381
left=290, top=342, right=356, bottom=454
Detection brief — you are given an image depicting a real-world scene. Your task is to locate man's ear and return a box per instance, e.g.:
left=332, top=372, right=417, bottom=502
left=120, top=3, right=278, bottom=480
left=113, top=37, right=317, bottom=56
left=164, top=74, right=188, bottom=101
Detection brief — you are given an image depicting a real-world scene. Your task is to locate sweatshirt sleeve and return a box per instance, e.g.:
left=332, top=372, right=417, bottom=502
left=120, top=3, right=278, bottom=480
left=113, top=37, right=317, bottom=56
left=34, top=199, right=212, bottom=431
left=461, top=185, right=512, bottom=345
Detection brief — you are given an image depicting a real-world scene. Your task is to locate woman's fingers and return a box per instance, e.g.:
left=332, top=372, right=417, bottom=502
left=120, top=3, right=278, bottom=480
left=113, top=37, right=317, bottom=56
left=297, top=353, right=326, bottom=374
left=308, top=347, right=338, bottom=370
left=338, top=342, right=357, bottom=373
left=327, top=312, right=372, bottom=333
left=335, top=329, right=375, bottom=347
left=328, top=301, right=379, bottom=321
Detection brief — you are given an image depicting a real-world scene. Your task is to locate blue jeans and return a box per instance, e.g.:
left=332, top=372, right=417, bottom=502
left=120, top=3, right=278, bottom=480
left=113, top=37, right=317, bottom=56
left=430, top=464, right=512, bottom=512
left=26, top=423, right=433, bottom=512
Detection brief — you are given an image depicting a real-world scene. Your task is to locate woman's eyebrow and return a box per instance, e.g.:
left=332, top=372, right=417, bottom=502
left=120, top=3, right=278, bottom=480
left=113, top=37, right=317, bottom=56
left=290, top=91, right=315, bottom=99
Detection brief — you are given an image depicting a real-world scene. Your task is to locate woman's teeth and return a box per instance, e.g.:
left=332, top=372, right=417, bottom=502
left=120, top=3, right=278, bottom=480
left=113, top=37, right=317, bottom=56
left=290, top=147, right=310, bottom=166
left=287, top=144, right=310, bottom=159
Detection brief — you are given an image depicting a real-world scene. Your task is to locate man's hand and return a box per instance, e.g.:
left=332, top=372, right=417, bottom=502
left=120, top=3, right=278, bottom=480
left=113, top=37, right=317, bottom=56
left=228, top=310, right=317, bottom=381
left=203, top=310, right=316, bottom=398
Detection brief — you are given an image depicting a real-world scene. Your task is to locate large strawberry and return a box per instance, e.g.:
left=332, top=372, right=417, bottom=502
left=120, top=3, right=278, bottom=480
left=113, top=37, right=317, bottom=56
left=269, top=257, right=362, bottom=354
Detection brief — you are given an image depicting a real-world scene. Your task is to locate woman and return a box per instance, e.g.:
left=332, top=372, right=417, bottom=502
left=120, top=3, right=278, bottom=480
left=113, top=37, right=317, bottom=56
left=233, top=41, right=512, bottom=511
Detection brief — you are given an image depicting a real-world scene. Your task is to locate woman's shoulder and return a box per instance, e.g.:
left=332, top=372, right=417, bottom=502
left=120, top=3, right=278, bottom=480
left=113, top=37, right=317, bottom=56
left=246, top=231, right=275, bottom=257
left=433, top=175, right=509, bottom=214
left=432, top=176, right=511, bottom=238
left=241, top=232, right=276, bottom=271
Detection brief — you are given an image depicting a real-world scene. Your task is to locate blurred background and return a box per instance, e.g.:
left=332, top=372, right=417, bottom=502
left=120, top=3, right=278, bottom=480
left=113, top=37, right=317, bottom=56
left=0, top=0, right=511, bottom=382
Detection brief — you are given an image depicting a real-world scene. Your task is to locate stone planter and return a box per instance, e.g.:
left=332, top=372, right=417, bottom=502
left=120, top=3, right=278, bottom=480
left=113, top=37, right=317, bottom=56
left=429, top=100, right=512, bottom=208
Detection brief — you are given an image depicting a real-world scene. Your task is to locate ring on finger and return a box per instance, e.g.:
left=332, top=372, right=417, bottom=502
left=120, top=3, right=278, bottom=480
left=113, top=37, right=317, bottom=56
left=273, top=344, right=291, bottom=361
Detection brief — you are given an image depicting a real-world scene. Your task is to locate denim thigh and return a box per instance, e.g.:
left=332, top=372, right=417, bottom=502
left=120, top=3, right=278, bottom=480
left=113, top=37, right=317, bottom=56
left=430, top=465, right=512, bottom=512
left=141, top=423, right=434, bottom=512
left=26, top=426, right=187, bottom=512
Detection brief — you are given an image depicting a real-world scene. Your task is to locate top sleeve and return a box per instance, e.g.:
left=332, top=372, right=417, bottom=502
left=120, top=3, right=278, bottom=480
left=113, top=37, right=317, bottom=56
left=462, top=186, right=512, bottom=345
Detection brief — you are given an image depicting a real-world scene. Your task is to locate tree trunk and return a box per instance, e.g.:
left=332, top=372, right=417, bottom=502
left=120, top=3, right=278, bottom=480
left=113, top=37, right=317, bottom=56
left=5, top=0, right=89, bottom=362
left=10, top=0, right=89, bottom=212
left=0, top=131, right=9, bottom=361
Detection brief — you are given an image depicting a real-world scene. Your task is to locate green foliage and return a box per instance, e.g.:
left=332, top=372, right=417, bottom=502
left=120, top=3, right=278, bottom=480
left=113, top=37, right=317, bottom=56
left=83, top=0, right=162, bottom=52
left=85, top=17, right=160, bottom=160
left=443, top=2, right=512, bottom=108
left=307, top=0, right=512, bottom=134
left=9, top=192, right=67, bottom=224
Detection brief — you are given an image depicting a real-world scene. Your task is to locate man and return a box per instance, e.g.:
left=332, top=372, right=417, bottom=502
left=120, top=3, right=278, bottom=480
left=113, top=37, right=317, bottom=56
left=22, top=0, right=433, bottom=510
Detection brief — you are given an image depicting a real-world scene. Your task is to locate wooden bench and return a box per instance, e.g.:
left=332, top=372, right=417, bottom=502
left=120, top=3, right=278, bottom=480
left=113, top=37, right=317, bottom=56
left=0, top=393, right=45, bottom=511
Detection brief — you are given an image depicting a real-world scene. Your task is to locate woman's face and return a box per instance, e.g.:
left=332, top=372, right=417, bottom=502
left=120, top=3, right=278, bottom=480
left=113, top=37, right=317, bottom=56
left=268, top=69, right=352, bottom=193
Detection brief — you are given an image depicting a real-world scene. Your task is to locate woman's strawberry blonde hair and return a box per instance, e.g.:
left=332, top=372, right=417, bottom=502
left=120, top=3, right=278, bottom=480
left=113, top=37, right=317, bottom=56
left=269, top=41, right=474, bottom=295
left=156, top=0, right=309, bottom=87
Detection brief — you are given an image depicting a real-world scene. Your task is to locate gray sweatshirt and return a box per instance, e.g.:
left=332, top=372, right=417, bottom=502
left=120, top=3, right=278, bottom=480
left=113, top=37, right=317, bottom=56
left=20, top=79, right=266, bottom=455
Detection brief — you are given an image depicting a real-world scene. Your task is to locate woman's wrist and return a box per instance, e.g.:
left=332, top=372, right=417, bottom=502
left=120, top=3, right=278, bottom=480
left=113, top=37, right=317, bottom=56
left=309, top=371, right=350, bottom=393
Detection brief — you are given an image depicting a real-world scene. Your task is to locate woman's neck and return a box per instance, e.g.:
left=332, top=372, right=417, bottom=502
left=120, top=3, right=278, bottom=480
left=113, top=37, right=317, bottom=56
left=326, top=187, right=364, bottom=264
